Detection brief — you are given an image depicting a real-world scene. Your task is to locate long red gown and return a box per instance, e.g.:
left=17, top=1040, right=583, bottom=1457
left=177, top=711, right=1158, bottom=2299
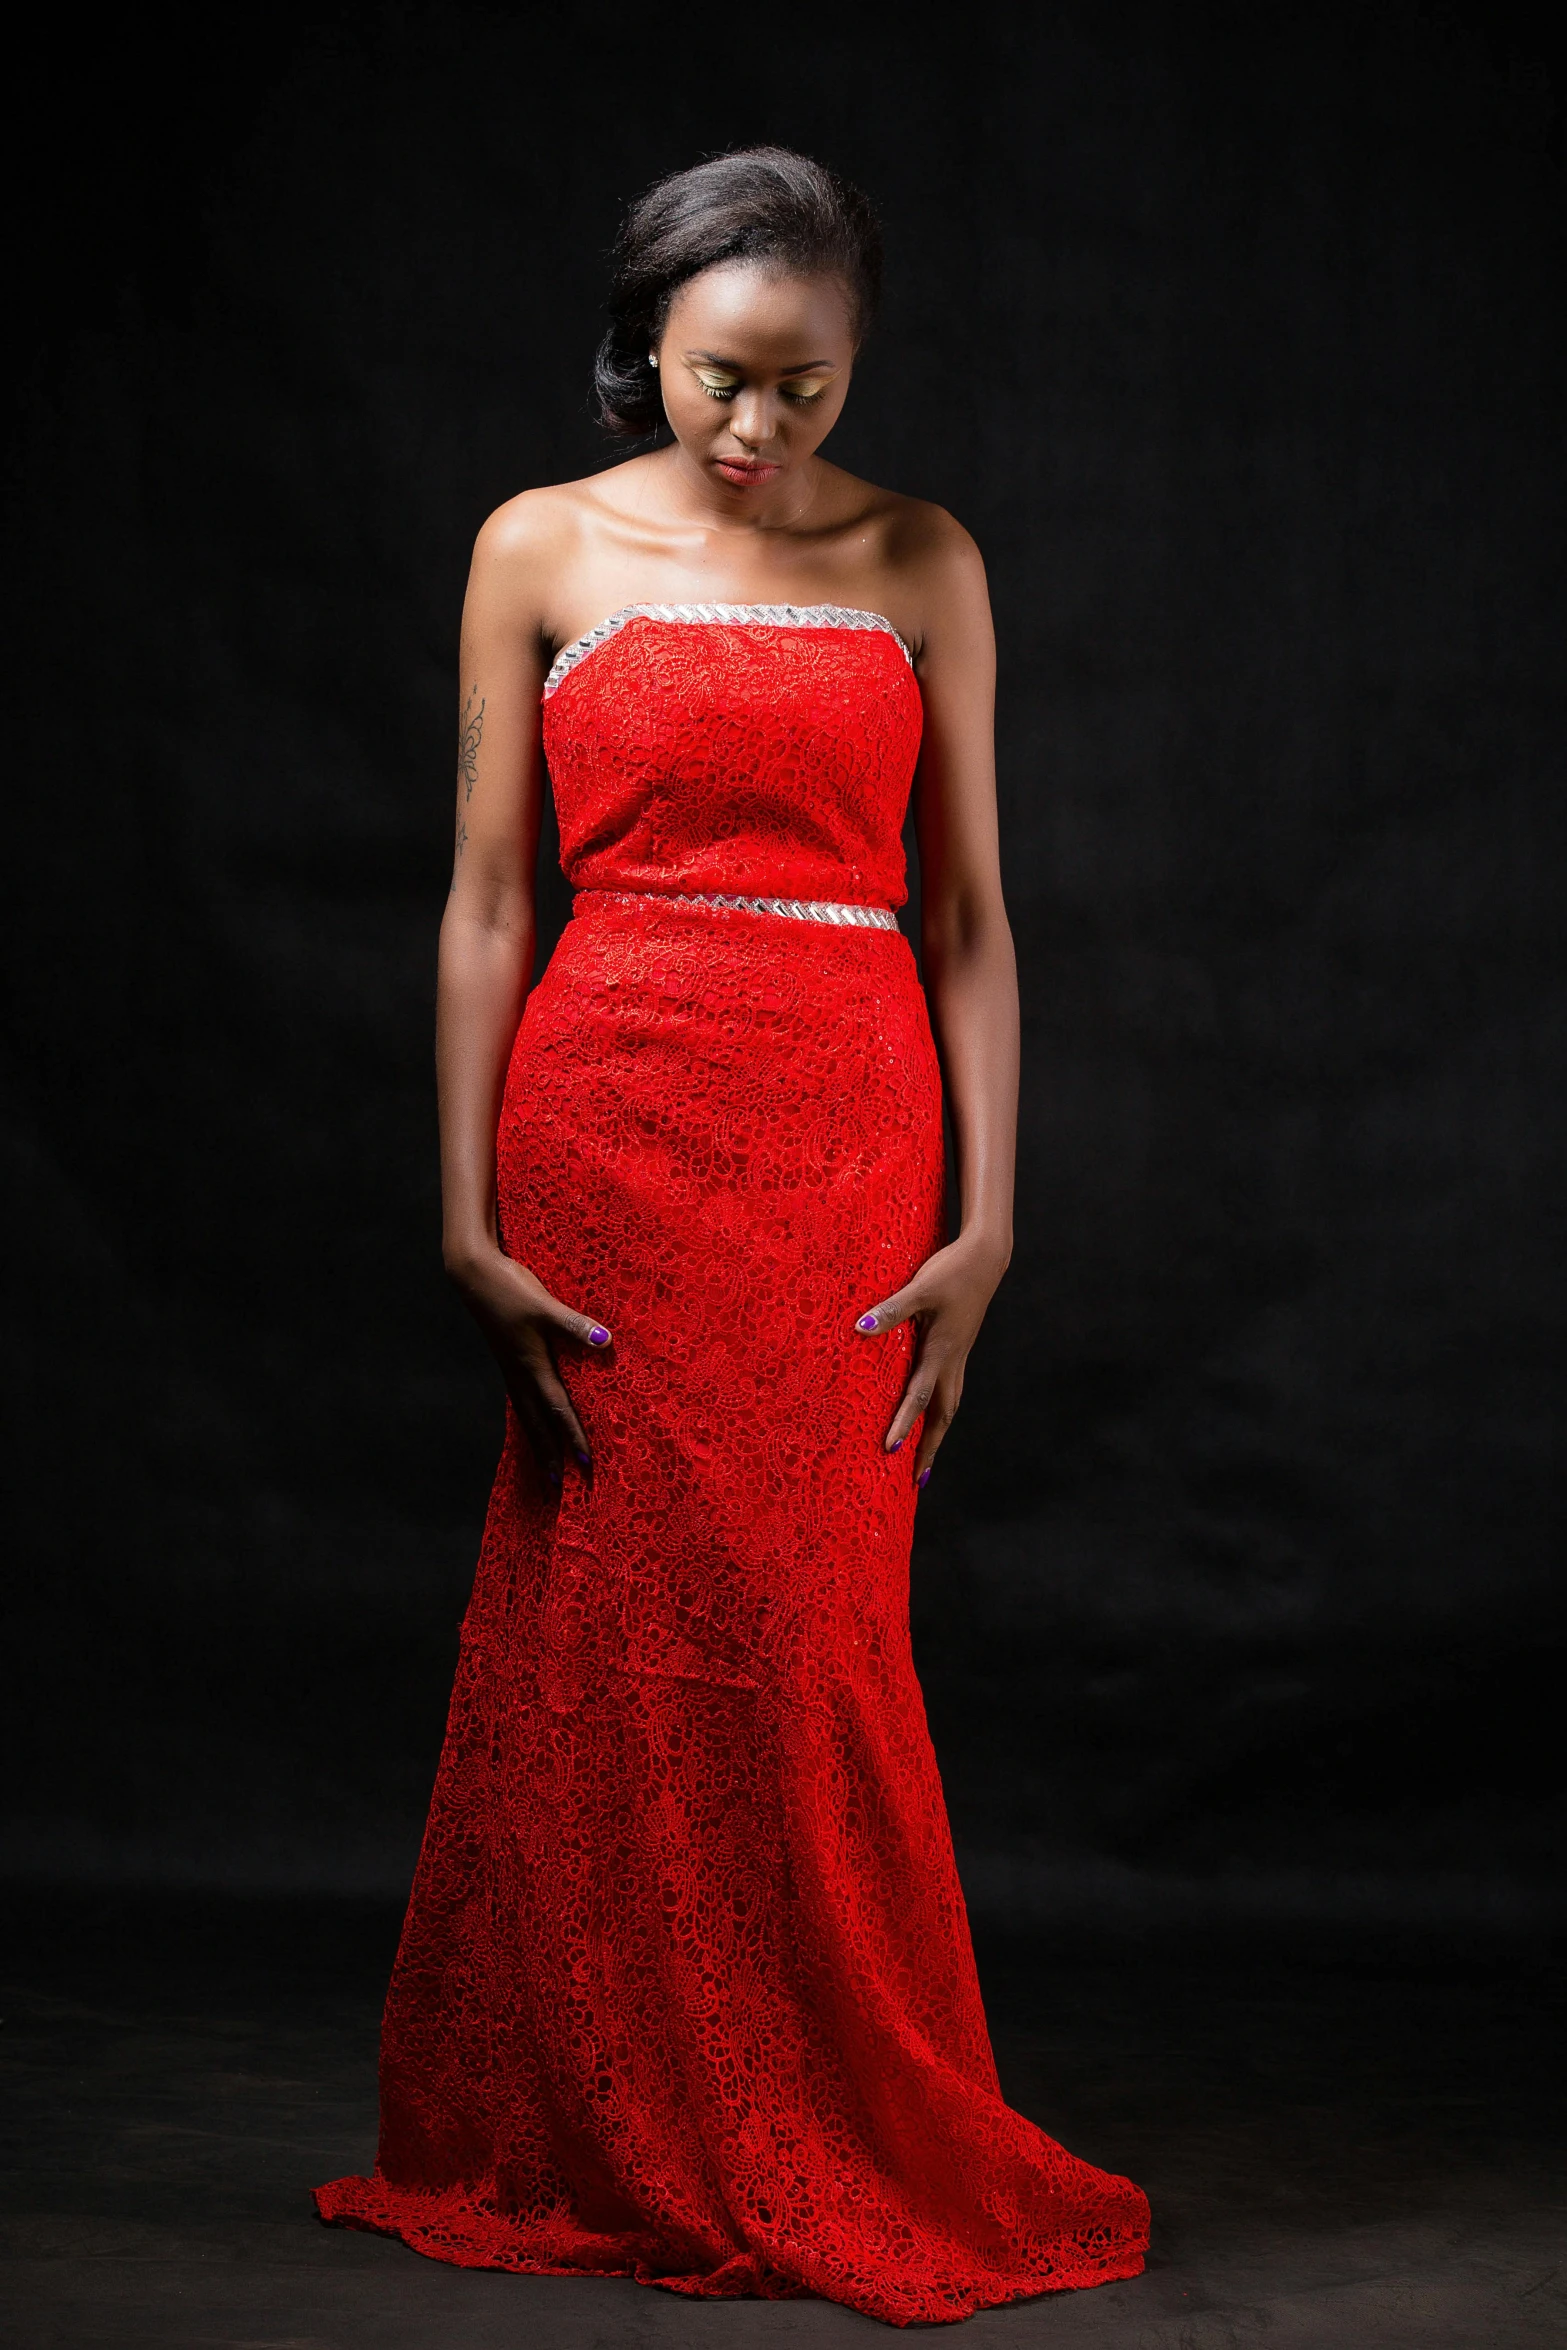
left=314, top=604, right=1150, bottom=2325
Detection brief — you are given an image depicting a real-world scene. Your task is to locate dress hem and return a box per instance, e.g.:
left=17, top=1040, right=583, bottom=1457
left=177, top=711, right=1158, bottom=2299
left=312, top=2176, right=1148, bottom=2330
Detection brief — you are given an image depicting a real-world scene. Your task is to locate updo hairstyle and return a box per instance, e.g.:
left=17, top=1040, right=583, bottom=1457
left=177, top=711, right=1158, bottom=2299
left=594, top=147, right=882, bottom=439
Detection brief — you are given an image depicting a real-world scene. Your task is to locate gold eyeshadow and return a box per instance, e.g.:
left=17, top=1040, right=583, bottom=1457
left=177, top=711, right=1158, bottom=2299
left=687, top=363, right=835, bottom=407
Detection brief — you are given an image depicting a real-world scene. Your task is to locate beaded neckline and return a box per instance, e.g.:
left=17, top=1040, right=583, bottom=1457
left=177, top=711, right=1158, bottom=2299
left=543, top=603, right=914, bottom=698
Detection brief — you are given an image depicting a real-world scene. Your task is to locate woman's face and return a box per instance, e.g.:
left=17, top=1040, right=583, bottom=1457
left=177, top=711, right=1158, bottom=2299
left=652, top=262, right=855, bottom=497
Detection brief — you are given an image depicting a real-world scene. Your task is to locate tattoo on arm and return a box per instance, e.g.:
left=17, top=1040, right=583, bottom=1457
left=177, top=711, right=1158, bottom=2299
left=449, top=811, right=468, bottom=893
left=458, top=688, right=485, bottom=802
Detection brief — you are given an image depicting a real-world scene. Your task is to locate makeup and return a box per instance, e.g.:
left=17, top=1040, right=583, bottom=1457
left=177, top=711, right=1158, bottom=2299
left=715, top=459, right=782, bottom=488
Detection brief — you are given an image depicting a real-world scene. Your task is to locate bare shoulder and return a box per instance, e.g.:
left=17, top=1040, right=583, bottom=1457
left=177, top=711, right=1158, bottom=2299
left=822, top=468, right=988, bottom=629
left=467, top=456, right=665, bottom=597
left=478, top=453, right=667, bottom=546
left=465, top=467, right=644, bottom=637
left=831, top=481, right=991, bottom=665
left=880, top=494, right=988, bottom=604
left=470, top=480, right=589, bottom=576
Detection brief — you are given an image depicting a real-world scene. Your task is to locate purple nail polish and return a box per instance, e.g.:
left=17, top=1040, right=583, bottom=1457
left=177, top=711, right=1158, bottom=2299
left=917, top=1467, right=931, bottom=1488
left=587, top=1324, right=611, bottom=1346
left=889, top=1438, right=903, bottom=1453
left=575, top=1449, right=591, bottom=1470
left=856, top=1313, right=878, bottom=1333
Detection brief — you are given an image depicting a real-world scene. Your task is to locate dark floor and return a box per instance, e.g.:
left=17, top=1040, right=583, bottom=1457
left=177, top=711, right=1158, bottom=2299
left=0, top=1890, right=1561, bottom=2348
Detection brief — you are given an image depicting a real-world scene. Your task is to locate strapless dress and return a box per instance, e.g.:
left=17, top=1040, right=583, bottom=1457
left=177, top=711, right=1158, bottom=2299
left=315, top=605, right=1149, bottom=2325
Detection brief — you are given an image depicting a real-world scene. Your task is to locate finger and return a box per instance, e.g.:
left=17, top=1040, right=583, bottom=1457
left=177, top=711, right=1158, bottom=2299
left=545, top=1297, right=614, bottom=1351
left=913, top=1374, right=964, bottom=1482
left=882, top=1350, right=945, bottom=1454
left=912, top=1407, right=954, bottom=1483
left=515, top=1320, right=596, bottom=1473
left=853, top=1281, right=923, bottom=1337
left=533, top=1360, right=595, bottom=1476
left=507, top=1378, right=565, bottom=1490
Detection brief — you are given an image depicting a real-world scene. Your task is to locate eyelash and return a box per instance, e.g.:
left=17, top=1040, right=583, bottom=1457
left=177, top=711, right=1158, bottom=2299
left=698, top=381, right=825, bottom=406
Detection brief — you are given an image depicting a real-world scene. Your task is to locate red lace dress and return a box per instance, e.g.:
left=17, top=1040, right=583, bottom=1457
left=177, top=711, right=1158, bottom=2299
left=314, top=606, right=1149, bottom=2325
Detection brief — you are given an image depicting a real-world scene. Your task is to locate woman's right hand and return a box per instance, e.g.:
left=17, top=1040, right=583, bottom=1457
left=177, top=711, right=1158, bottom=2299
left=444, top=1241, right=612, bottom=1487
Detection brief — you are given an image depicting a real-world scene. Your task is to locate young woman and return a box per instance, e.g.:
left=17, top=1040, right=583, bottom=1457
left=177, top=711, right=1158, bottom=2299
left=316, top=147, right=1149, bottom=2325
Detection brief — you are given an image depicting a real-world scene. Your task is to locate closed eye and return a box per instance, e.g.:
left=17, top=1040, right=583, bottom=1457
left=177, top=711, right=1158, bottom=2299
left=692, top=367, right=833, bottom=405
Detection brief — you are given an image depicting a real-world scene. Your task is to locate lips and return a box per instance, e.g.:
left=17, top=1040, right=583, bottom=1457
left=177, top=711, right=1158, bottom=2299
left=715, top=459, right=781, bottom=488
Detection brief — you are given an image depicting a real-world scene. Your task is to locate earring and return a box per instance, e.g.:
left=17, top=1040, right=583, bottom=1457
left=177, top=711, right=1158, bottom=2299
left=648, top=353, right=659, bottom=368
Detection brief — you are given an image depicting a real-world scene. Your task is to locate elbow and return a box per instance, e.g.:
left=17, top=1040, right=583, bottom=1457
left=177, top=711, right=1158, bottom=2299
left=440, top=894, right=537, bottom=968
left=920, top=883, right=1013, bottom=976
left=442, top=884, right=534, bottom=940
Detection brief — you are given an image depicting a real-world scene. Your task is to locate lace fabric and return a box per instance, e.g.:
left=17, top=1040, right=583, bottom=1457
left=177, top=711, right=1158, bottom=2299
left=539, top=609, right=922, bottom=912
left=314, top=614, right=1150, bottom=2322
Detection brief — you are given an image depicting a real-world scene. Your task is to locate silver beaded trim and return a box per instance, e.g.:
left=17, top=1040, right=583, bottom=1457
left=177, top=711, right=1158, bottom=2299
left=593, top=888, right=900, bottom=931
left=543, top=604, right=914, bottom=698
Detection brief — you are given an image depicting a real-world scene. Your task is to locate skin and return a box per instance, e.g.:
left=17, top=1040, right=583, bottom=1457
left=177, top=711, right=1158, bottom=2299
left=438, top=259, right=1019, bottom=1491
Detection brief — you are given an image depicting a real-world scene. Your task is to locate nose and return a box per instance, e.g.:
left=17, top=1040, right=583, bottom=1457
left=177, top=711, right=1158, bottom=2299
left=729, top=388, right=775, bottom=450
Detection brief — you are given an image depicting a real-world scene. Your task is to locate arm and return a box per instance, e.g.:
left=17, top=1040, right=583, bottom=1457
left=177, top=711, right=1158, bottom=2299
left=855, top=520, right=1019, bottom=1482
left=437, top=500, right=611, bottom=1485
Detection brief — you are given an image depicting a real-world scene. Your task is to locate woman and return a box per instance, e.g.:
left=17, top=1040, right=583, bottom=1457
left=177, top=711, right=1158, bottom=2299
left=316, top=148, right=1149, bottom=2325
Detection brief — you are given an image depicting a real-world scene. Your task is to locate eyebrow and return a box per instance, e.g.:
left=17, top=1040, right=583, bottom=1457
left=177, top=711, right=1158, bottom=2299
left=684, top=350, right=838, bottom=373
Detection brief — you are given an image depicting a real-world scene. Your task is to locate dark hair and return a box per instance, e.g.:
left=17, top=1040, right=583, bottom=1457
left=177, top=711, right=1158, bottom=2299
left=594, top=147, right=882, bottom=440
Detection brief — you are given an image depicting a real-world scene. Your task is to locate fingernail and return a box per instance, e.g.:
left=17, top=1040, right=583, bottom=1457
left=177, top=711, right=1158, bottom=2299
left=855, top=1313, right=878, bottom=1333
left=889, top=1438, right=903, bottom=1453
left=548, top=1463, right=562, bottom=1486
left=917, top=1468, right=931, bottom=1488
left=587, top=1324, right=611, bottom=1346
left=575, top=1449, right=591, bottom=1470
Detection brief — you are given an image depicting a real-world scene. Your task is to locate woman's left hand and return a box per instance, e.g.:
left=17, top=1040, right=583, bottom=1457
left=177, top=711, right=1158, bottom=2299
left=853, top=1233, right=1011, bottom=1485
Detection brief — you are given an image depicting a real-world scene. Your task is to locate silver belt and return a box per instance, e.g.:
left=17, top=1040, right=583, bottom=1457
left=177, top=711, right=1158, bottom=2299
left=583, top=887, right=899, bottom=932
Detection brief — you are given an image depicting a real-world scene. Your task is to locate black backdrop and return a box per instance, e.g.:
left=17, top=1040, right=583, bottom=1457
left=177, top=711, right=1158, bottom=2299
left=4, top=2, right=1563, bottom=1937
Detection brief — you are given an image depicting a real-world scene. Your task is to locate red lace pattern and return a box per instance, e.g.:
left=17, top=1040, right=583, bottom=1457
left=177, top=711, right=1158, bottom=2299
left=541, top=607, right=922, bottom=908
left=314, top=612, right=1150, bottom=2323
